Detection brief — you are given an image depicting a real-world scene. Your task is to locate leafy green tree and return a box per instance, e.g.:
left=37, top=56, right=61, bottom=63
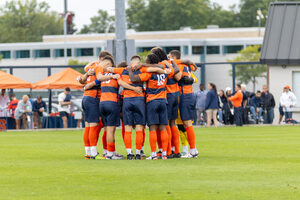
left=137, top=51, right=151, bottom=63
left=80, top=10, right=114, bottom=34
left=228, top=45, right=266, bottom=92
left=0, top=0, right=63, bottom=43
left=68, top=59, right=88, bottom=74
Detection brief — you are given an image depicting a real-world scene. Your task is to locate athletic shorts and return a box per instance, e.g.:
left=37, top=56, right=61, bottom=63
left=99, top=101, right=120, bottom=127
left=123, top=97, right=146, bottom=126
left=167, top=93, right=179, bottom=120
left=279, top=105, right=284, bottom=116
left=179, top=93, right=196, bottom=121
left=82, top=96, right=100, bottom=123
left=59, top=111, right=69, bottom=118
left=146, top=99, right=168, bottom=126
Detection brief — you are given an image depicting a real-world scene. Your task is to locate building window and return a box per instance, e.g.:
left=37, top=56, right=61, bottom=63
left=96, top=48, right=101, bottom=56
left=76, top=48, right=94, bottom=57
left=137, top=47, right=154, bottom=53
left=206, top=46, right=220, bottom=54
left=34, top=49, right=50, bottom=58
left=293, top=72, right=300, bottom=107
left=55, top=49, right=72, bottom=57
left=0, top=51, right=11, bottom=59
left=162, top=46, right=180, bottom=54
left=16, top=50, right=30, bottom=59
left=192, top=46, right=204, bottom=55
left=183, top=46, right=189, bottom=55
left=223, top=45, right=243, bottom=54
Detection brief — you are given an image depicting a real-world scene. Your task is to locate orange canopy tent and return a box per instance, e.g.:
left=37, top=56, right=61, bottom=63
left=0, top=70, right=32, bottom=89
left=33, top=68, right=83, bottom=90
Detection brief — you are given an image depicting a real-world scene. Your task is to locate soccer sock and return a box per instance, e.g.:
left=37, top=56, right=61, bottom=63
left=149, top=130, right=157, bottom=154
left=136, top=131, right=143, bottom=154
left=102, top=131, right=107, bottom=152
left=161, top=129, right=168, bottom=156
left=124, top=131, right=132, bottom=154
left=83, top=126, right=90, bottom=147
left=166, top=125, right=172, bottom=155
left=107, top=142, right=114, bottom=157
left=156, top=128, right=162, bottom=151
left=171, top=126, right=180, bottom=154
left=182, top=145, right=189, bottom=153
left=142, top=128, right=145, bottom=149
left=121, top=122, right=125, bottom=141
left=185, top=126, right=196, bottom=150
left=90, top=146, right=97, bottom=157
left=89, top=126, right=99, bottom=147
left=85, top=147, right=91, bottom=156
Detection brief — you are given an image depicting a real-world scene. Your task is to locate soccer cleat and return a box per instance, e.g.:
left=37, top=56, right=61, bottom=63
left=173, top=153, right=181, bottom=158
left=146, top=156, right=158, bottom=160
left=106, top=155, right=123, bottom=160
left=101, top=153, right=107, bottom=159
left=180, top=152, right=188, bottom=157
left=167, top=154, right=174, bottom=159
left=113, top=151, right=123, bottom=158
left=181, top=153, right=198, bottom=158
left=127, top=154, right=135, bottom=160
left=157, top=151, right=162, bottom=157
left=84, top=155, right=91, bottom=160
left=135, top=154, right=142, bottom=160
left=91, top=154, right=106, bottom=160
left=140, top=150, right=146, bottom=157
left=162, top=156, right=167, bottom=160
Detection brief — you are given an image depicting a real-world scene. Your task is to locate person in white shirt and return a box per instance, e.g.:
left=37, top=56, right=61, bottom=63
left=0, top=89, right=10, bottom=117
left=15, top=95, right=32, bottom=129
left=58, top=87, right=72, bottom=128
left=280, top=85, right=297, bottom=120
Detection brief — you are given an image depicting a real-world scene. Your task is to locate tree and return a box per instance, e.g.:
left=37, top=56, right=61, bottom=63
left=68, top=59, right=88, bottom=74
left=80, top=10, right=114, bottom=34
left=0, top=0, right=63, bottom=43
left=228, top=45, right=266, bottom=92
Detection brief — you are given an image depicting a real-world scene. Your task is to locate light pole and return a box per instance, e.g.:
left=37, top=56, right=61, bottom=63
left=64, top=0, right=68, bottom=64
left=114, top=0, right=126, bottom=64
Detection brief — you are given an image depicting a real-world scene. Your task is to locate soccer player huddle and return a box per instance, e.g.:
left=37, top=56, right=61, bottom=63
left=78, top=47, right=198, bottom=160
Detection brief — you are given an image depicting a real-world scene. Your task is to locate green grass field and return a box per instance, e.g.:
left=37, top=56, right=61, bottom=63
left=0, top=126, right=300, bottom=200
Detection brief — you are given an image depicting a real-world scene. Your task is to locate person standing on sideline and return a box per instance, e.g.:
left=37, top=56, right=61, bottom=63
left=249, top=91, right=263, bottom=124
left=205, top=83, right=219, bottom=127
left=241, top=84, right=250, bottom=124
left=228, top=84, right=244, bottom=126
left=58, top=87, right=72, bottom=128
left=195, top=83, right=207, bottom=125
left=280, top=85, right=297, bottom=121
left=8, top=93, right=19, bottom=128
left=32, top=95, right=47, bottom=129
left=15, top=95, right=32, bottom=129
left=0, top=89, right=10, bottom=117
left=261, top=85, right=275, bottom=124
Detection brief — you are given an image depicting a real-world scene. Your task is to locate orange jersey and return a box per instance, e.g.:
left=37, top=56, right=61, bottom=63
left=113, top=68, right=145, bottom=99
left=228, top=90, right=243, bottom=108
left=178, top=60, right=195, bottom=95
left=166, top=60, right=180, bottom=95
left=83, top=63, right=101, bottom=98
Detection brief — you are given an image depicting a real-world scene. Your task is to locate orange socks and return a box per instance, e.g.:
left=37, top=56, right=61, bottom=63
left=160, top=129, right=168, bottom=154
left=89, top=126, right=99, bottom=146
left=102, top=131, right=107, bottom=151
left=107, top=142, right=114, bottom=157
left=166, top=125, right=172, bottom=155
left=156, top=129, right=162, bottom=150
left=124, top=131, right=132, bottom=149
left=171, top=126, right=180, bottom=154
left=149, top=130, right=157, bottom=152
left=83, top=127, right=90, bottom=147
left=186, top=126, right=196, bottom=149
left=142, top=128, right=145, bottom=148
left=136, top=131, right=143, bottom=150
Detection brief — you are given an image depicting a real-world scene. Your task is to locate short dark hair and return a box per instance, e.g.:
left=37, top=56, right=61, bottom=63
left=146, top=53, right=160, bottom=64
left=236, top=84, right=241, bottom=89
left=130, top=55, right=141, bottom=61
left=117, top=61, right=127, bottom=68
left=10, top=93, right=16, bottom=98
left=200, top=83, right=204, bottom=87
left=170, top=50, right=181, bottom=59
left=27, top=94, right=31, bottom=98
left=65, top=87, right=71, bottom=92
left=99, top=50, right=112, bottom=59
left=102, top=55, right=115, bottom=67
left=256, top=90, right=261, bottom=94
left=151, top=47, right=168, bottom=62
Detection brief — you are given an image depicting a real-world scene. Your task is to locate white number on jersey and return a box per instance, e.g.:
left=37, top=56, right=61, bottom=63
left=157, top=74, right=166, bottom=86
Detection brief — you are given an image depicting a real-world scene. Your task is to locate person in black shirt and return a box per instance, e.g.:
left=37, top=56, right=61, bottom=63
left=261, top=85, right=275, bottom=124
left=33, top=95, right=47, bottom=129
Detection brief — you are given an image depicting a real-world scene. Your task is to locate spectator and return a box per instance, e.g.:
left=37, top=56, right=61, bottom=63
left=280, top=85, right=297, bottom=121
left=241, top=84, right=250, bottom=124
left=218, top=90, right=227, bottom=125
left=8, top=93, right=19, bottom=128
left=195, top=83, right=207, bottom=125
left=15, top=95, right=32, bottom=129
left=0, top=89, right=10, bottom=117
left=33, top=95, right=47, bottom=129
left=27, top=94, right=34, bottom=129
left=224, top=87, right=234, bottom=125
left=205, top=83, right=219, bottom=127
left=278, top=104, right=284, bottom=124
left=261, top=85, right=275, bottom=124
left=58, top=87, right=72, bottom=128
left=250, top=91, right=263, bottom=124
left=228, top=84, right=243, bottom=126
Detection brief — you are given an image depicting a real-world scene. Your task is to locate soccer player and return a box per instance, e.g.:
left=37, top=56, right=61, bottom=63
left=78, top=51, right=112, bottom=159
left=108, top=55, right=170, bottom=160
left=129, top=53, right=174, bottom=160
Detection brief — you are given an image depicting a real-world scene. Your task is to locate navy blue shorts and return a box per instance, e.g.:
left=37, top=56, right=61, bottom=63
left=146, top=99, right=168, bottom=126
left=279, top=105, right=284, bottom=116
left=82, top=96, right=100, bottom=123
left=123, top=97, right=146, bottom=126
left=99, top=101, right=120, bottom=127
left=179, top=93, right=196, bottom=121
left=167, top=93, right=179, bottom=120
